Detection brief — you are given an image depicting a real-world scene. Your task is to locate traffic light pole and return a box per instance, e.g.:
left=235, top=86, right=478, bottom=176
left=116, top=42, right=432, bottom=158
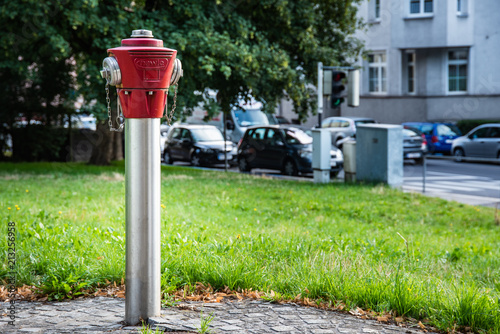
left=317, top=62, right=323, bottom=128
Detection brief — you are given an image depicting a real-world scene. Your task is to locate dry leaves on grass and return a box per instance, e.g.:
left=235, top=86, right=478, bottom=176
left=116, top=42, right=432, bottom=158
left=93, top=279, right=125, bottom=299
left=0, top=278, right=127, bottom=302
left=175, top=283, right=261, bottom=303
left=0, top=285, right=46, bottom=302
left=0, top=281, right=436, bottom=332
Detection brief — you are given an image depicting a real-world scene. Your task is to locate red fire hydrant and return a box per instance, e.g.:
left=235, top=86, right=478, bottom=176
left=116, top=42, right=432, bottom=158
left=101, top=29, right=182, bottom=325
left=101, top=29, right=182, bottom=119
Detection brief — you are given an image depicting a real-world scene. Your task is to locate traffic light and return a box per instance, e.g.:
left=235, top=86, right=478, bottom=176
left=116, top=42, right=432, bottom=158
left=331, top=71, right=346, bottom=108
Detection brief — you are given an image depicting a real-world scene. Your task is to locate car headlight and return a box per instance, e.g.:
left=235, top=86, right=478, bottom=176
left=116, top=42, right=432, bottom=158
left=299, top=149, right=312, bottom=159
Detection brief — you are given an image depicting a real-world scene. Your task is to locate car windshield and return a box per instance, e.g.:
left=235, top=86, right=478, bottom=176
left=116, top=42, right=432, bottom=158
left=191, top=128, right=224, bottom=142
left=354, top=119, right=376, bottom=126
left=233, top=109, right=269, bottom=127
left=285, top=128, right=312, bottom=145
left=437, top=124, right=461, bottom=136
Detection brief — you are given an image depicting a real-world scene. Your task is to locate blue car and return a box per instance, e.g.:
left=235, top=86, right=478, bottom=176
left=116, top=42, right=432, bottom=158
left=402, top=122, right=461, bottom=155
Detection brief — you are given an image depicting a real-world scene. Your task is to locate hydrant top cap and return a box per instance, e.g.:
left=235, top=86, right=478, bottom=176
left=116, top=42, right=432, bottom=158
left=131, top=29, right=153, bottom=38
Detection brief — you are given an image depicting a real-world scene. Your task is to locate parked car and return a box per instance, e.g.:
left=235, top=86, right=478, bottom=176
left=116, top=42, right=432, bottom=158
left=402, top=122, right=461, bottom=154
left=160, top=123, right=170, bottom=159
left=64, top=114, right=97, bottom=130
left=402, top=128, right=427, bottom=164
left=452, top=124, right=500, bottom=161
left=163, top=124, right=237, bottom=166
left=237, top=125, right=343, bottom=176
left=319, top=116, right=376, bottom=148
left=225, top=107, right=271, bottom=143
left=185, top=99, right=273, bottom=144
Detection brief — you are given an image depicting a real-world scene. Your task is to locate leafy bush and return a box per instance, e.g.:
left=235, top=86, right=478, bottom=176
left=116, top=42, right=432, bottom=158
left=10, top=125, right=69, bottom=162
left=456, top=119, right=500, bottom=135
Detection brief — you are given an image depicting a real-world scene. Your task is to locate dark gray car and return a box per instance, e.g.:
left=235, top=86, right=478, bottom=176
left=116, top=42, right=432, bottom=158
left=163, top=124, right=237, bottom=166
left=452, top=124, right=500, bottom=161
left=237, top=125, right=343, bottom=176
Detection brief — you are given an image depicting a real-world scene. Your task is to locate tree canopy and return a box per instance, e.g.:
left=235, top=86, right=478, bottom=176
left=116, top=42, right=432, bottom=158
left=0, top=0, right=364, bottom=162
left=147, top=0, right=364, bottom=119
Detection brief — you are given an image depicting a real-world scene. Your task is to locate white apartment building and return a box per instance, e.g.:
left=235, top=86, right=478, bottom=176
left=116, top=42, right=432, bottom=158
left=339, top=0, right=500, bottom=124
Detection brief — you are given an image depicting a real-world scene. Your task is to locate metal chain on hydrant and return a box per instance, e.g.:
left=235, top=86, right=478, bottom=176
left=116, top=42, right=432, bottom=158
left=164, top=83, right=178, bottom=126
left=105, top=80, right=124, bottom=132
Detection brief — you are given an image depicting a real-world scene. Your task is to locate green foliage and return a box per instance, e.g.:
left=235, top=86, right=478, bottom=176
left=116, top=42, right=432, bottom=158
left=0, top=0, right=364, bottom=125
left=39, top=272, right=88, bottom=301
left=0, top=0, right=364, bottom=162
left=1, top=163, right=499, bottom=332
left=456, top=119, right=500, bottom=135
left=0, top=0, right=141, bottom=120
left=10, top=126, right=70, bottom=162
left=198, top=310, right=215, bottom=334
left=139, top=323, right=162, bottom=334
left=148, top=0, right=364, bottom=119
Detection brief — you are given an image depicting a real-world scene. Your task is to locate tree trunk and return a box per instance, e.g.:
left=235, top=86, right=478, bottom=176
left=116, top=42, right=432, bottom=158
left=88, top=120, right=114, bottom=165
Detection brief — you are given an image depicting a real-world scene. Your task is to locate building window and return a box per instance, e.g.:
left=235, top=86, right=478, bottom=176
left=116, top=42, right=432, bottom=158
left=448, top=50, right=468, bottom=92
left=407, top=53, right=416, bottom=94
left=410, top=0, right=433, bottom=14
left=457, top=0, right=468, bottom=16
left=369, top=0, right=381, bottom=21
left=368, top=53, right=387, bottom=93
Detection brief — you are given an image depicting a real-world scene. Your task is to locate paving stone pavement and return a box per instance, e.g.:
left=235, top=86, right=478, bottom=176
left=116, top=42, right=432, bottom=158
left=0, top=297, right=434, bottom=334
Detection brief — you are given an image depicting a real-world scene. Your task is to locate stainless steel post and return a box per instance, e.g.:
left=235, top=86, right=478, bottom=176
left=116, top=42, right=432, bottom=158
left=125, top=118, right=161, bottom=325
left=423, top=154, right=426, bottom=193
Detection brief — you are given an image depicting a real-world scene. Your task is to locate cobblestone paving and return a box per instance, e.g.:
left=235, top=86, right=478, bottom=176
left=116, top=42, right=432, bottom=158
left=0, top=297, right=433, bottom=333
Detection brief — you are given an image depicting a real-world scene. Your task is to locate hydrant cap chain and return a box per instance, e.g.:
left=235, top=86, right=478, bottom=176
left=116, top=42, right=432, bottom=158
left=131, top=29, right=154, bottom=38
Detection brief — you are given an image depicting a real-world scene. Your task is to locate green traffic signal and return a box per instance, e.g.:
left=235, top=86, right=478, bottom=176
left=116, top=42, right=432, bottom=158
left=331, top=97, right=345, bottom=108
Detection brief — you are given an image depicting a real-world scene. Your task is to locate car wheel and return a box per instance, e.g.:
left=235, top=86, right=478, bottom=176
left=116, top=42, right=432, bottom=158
left=453, top=148, right=465, bottom=162
left=191, top=153, right=201, bottom=167
left=238, top=158, right=251, bottom=172
left=330, top=171, right=339, bottom=178
left=335, top=137, right=344, bottom=149
left=282, top=159, right=298, bottom=176
left=163, top=150, right=173, bottom=164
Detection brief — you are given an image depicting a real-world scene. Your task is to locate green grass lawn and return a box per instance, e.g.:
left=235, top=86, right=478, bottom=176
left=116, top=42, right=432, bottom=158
left=1, top=162, right=499, bottom=333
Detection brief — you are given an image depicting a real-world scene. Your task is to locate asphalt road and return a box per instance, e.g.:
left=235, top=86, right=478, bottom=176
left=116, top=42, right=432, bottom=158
left=402, top=157, right=500, bottom=207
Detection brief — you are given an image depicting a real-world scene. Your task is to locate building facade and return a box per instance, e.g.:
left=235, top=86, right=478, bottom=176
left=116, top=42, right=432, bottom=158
left=339, top=0, right=500, bottom=124
left=285, top=0, right=500, bottom=125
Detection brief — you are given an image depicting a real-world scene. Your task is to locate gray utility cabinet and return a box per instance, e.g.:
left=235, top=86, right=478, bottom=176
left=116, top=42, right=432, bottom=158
left=356, top=124, right=403, bottom=187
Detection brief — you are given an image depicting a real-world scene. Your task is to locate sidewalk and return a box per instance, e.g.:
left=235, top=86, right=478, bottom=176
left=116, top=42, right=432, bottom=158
left=1, top=297, right=434, bottom=334
left=402, top=186, right=500, bottom=207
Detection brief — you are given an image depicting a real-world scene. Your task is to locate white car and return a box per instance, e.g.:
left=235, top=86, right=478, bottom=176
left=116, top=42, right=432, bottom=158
left=319, top=116, right=376, bottom=147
